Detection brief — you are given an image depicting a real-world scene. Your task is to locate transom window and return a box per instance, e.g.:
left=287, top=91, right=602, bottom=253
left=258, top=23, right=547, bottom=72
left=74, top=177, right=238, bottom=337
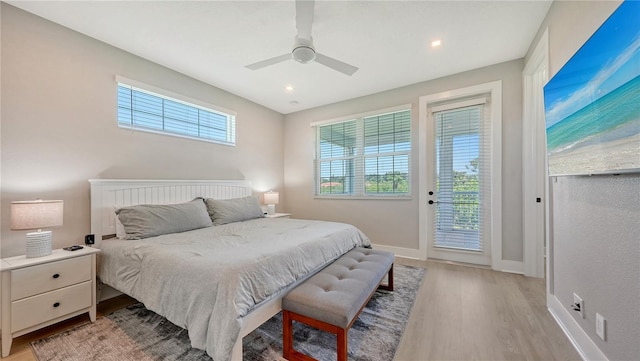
left=117, top=78, right=236, bottom=145
left=314, top=106, right=411, bottom=197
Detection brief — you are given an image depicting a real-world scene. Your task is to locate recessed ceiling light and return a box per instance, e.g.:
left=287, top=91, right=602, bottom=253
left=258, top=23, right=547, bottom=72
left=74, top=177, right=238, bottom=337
left=285, top=85, right=294, bottom=92
left=431, top=39, right=442, bottom=48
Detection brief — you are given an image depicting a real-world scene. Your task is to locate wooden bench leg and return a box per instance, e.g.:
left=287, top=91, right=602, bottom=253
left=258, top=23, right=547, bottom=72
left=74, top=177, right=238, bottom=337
left=337, top=328, right=348, bottom=361
left=283, top=310, right=293, bottom=360
left=284, top=311, right=348, bottom=361
left=378, top=263, right=394, bottom=291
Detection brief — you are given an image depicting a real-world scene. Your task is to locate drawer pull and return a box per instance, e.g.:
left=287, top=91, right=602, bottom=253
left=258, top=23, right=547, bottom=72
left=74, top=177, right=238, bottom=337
left=53, top=302, right=60, bottom=308
left=52, top=273, right=60, bottom=279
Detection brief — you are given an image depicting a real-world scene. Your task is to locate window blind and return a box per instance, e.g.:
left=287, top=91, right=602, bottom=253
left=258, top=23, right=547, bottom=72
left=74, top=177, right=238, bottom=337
left=433, top=103, right=490, bottom=251
left=318, top=120, right=357, bottom=194
left=117, top=83, right=236, bottom=145
left=363, top=110, right=411, bottom=194
left=315, top=108, right=411, bottom=197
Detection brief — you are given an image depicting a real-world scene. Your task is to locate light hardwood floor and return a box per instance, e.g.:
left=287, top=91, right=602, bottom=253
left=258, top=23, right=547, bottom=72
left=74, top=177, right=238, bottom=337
left=2, top=259, right=580, bottom=361
left=394, top=258, right=580, bottom=361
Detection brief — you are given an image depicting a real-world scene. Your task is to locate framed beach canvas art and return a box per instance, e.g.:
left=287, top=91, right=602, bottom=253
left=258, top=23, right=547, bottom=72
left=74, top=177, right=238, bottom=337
left=543, top=0, right=639, bottom=176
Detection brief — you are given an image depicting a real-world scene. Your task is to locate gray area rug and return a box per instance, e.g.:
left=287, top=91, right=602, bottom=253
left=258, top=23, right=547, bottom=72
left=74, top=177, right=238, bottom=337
left=31, top=264, right=424, bottom=361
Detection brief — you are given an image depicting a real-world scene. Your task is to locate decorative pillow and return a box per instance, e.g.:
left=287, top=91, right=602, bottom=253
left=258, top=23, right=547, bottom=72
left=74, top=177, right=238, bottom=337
left=116, top=198, right=212, bottom=240
left=205, top=196, right=265, bottom=225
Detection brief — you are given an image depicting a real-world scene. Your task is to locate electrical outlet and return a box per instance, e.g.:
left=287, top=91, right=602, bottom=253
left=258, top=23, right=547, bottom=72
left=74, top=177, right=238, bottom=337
left=596, top=313, right=606, bottom=341
left=573, top=293, right=585, bottom=319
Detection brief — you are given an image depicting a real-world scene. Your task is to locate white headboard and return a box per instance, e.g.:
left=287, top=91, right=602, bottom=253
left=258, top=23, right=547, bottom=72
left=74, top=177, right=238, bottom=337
left=89, top=179, right=252, bottom=246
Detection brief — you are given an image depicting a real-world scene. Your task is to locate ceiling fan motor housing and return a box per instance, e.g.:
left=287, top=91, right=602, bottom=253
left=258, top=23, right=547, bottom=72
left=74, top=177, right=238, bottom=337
left=292, top=36, right=316, bottom=64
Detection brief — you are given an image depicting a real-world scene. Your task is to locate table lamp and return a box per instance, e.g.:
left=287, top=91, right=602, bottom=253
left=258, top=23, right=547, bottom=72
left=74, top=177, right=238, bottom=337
left=11, top=200, right=64, bottom=258
left=263, top=191, right=279, bottom=215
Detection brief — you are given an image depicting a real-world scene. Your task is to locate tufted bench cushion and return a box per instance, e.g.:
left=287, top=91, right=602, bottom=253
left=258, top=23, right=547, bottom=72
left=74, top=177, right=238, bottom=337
left=282, top=247, right=394, bottom=361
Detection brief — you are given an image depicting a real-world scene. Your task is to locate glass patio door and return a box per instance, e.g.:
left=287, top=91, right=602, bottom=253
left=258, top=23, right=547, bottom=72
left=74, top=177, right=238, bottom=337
left=426, top=99, right=491, bottom=265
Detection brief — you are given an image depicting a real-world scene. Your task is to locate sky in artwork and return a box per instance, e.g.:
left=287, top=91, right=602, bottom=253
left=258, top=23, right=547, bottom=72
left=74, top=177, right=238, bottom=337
left=544, top=0, right=640, bottom=128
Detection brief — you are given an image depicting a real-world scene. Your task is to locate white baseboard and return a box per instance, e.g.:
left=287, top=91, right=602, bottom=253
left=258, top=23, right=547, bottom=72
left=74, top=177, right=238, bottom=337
left=493, top=259, right=524, bottom=274
left=547, top=294, right=608, bottom=361
left=370, top=245, right=529, bottom=273
left=371, top=244, right=425, bottom=260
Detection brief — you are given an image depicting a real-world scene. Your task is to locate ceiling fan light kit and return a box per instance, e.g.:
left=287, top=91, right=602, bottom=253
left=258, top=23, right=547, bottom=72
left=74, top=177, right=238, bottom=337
left=292, top=37, right=316, bottom=64
left=245, top=0, right=358, bottom=76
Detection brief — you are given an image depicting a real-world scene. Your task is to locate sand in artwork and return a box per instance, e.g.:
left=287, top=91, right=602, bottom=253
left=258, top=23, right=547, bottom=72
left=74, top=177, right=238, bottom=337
left=549, top=134, right=640, bottom=176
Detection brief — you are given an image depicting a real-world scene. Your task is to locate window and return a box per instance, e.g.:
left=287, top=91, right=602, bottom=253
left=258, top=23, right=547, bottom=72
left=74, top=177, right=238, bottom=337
left=314, top=106, right=411, bottom=197
left=117, top=78, right=236, bottom=145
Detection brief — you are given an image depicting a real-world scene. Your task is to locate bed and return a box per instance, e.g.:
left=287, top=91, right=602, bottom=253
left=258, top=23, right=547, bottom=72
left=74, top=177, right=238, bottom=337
left=89, top=179, right=371, bottom=361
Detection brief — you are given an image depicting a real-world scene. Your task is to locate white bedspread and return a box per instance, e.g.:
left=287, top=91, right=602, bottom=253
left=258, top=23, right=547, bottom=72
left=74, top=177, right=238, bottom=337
left=98, top=218, right=371, bottom=361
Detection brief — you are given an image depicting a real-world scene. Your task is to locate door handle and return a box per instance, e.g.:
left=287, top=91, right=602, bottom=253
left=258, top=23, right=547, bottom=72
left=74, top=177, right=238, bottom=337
left=428, top=200, right=439, bottom=204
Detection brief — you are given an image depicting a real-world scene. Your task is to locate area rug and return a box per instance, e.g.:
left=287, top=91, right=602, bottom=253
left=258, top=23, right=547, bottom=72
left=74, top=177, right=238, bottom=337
left=31, top=264, right=424, bottom=361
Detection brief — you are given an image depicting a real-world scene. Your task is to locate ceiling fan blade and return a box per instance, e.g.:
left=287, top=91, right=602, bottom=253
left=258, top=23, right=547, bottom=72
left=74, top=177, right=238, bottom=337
left=245, top=54, right=291, bottom=70
left=296, top=0, right=315, bottom=40
left=315, top=53, right=359, bottom=76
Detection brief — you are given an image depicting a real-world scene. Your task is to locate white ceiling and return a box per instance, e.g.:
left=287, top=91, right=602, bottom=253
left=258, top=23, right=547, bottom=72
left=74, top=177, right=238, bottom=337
left=8, top=0, right=552, bottom=114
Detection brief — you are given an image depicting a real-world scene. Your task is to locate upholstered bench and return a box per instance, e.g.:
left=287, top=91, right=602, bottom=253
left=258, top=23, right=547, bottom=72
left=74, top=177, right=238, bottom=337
left=282, top=247, right=394, bottom=361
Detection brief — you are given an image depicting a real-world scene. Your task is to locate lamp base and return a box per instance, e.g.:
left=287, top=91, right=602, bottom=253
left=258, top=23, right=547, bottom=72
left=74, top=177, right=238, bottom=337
left=26, top=230, right=53, bottom=258
left=267, top=204, right=276, bottom=215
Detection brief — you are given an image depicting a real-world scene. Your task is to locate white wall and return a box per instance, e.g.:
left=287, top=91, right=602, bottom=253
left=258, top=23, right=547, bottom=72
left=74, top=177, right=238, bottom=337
left=0, top=4, right=284, bottom=257
left=527, top=1, right=639, bottom=360
left=284, top=59, right=525, bottom=261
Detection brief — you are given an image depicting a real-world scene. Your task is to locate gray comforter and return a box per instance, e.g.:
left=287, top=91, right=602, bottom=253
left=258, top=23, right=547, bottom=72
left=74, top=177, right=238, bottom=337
left=98, top=218, right=371, bottom=361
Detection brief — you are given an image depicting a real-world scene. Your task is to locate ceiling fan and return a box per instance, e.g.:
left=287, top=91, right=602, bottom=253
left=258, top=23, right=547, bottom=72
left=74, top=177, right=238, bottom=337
left=245, top=0, right=359, bottom=76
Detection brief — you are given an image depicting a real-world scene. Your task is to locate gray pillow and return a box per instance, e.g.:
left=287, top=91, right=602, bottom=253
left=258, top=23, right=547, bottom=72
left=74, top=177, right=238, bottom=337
left=205, top=196, right=265, bottom=225
left=116, top=198, right=212, bottom=240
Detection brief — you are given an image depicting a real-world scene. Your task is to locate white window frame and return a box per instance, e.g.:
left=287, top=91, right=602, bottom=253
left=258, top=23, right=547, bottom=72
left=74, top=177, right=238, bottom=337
left=116, top=76, right=236, bottom=146
left=312, top=104, right=412, bottom=199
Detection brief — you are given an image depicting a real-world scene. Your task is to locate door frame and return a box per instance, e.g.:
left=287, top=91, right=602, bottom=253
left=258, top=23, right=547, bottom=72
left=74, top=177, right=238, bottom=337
left=522, top=28, right=549, bottom=278
left=418, top=81, right=502, bottom=268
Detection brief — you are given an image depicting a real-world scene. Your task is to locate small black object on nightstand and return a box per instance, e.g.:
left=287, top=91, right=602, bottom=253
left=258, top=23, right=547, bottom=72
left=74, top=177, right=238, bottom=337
left=63, top=245, right=84, bottom=251
left=85, top=234, right=95, bottom=245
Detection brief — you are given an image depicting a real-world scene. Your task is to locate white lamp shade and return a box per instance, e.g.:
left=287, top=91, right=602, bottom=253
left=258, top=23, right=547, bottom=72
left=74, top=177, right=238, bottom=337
left=11, top=200, right=64, bottom=230
left=264, top=192, right=279, bottom=205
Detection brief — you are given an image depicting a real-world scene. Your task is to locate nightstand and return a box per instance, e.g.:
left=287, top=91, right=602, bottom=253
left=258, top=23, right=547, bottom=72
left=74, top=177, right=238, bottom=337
left=265, top=213, right=291, bottom=218
left=1, top=247, right=100, bottom=357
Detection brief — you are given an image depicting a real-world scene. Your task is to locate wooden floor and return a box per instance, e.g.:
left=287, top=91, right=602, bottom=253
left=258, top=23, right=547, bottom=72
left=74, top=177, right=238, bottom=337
left=2, top=259, right=580, bottom=361
left=394, top=258, right=580, bottom=361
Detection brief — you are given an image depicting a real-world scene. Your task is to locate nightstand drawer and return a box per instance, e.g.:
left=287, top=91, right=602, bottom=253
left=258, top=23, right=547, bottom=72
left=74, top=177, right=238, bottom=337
left=11, top=281, right=92, bottom=332
left=11, top=256, right=91, bottom=300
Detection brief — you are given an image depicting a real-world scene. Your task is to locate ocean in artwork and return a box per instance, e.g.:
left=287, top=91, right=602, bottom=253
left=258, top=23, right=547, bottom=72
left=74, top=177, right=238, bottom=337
left=546, top=76, right=639, bottom=175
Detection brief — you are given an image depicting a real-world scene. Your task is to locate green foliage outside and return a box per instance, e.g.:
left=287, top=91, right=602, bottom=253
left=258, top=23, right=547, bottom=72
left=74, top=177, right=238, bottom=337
left=444, top=158, right=480, bottom=231
left=365, top=171, right=409, bottom=194
left=319, top=171, right=409, bottom=195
